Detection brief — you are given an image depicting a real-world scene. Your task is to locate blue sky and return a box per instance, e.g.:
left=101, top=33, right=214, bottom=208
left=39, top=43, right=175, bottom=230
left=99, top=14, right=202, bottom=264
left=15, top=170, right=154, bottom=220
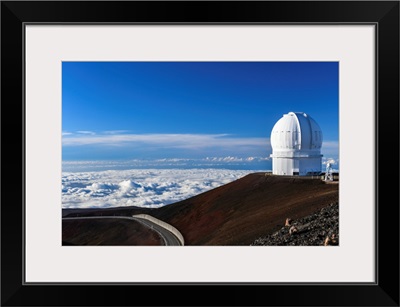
left=62, top=62, right=338, bottom=168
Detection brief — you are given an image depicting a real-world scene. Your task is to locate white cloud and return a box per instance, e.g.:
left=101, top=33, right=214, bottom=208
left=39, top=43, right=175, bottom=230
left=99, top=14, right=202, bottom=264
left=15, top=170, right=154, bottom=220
left=62, top=157, right=272, bottom=172
left=205, top=156, right=271, bottom=162
left=62, top=132, right=269, bottom=149
left=103, top=130, right=130, bottom=134
left=62, top=168, right=260, bottom=209
left=322, top=157, right=339, bottom=172
left=322, top=157, right=339, bottom=165
left=76, top=130, right=96, bottom=135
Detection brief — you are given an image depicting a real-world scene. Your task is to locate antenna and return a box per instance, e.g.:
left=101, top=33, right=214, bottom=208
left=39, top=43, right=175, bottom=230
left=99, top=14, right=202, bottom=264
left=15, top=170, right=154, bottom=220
left=324, top=162, right=333, bottom=181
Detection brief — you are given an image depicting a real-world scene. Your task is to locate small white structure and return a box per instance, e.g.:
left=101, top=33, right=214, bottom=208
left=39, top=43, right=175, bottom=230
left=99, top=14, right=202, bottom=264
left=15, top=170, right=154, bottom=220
left=324, top=162, right=334, bottom=181
left=270, top=112, right=323, bottom=176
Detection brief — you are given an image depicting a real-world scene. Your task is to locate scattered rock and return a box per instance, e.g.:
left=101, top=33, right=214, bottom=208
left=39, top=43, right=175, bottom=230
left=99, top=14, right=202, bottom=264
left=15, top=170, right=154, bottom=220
left=324, top=233, right=338, bottom=246
left=251, top=202, right=339, bottom=246
left=289, top=226, right=297, bottom=235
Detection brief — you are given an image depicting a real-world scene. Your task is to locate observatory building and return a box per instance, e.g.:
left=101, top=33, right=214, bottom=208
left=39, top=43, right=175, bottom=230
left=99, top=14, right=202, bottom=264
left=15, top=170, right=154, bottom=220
left=270, top=112, right=323, bottom=176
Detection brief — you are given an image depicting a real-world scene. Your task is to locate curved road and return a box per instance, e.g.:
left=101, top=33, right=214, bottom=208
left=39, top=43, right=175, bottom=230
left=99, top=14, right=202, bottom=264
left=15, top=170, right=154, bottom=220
left=62, top=216, right=182, bottom=246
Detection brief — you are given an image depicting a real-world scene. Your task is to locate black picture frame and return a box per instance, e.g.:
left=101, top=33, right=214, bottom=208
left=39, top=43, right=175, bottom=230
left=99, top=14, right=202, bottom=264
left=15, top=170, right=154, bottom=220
left=1, top=1, right=399, bottom=306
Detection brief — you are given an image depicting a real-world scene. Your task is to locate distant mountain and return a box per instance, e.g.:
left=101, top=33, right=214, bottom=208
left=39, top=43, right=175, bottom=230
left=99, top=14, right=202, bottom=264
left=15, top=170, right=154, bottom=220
left=63, top=173, right=339, bottom=245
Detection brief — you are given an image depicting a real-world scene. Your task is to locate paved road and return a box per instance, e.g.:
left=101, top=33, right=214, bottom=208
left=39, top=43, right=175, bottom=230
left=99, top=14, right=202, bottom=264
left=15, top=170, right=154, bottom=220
left=62, top=216, right=182, bottom=246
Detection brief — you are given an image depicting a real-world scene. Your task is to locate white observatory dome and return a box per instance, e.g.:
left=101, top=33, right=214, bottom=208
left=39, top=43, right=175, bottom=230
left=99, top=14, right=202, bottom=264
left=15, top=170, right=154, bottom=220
left=270, top=112, right=323, bottom=151
left=270, top=112, right=323, bottom=176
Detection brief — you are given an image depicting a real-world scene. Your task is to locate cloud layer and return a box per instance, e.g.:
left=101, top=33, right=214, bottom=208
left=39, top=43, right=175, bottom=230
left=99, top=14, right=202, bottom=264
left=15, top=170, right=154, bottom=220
left=62, top=168, right=258, bottom=209
left=62, top=156, right=272, bottom=172
left=62, top=132, right=268, bottom=148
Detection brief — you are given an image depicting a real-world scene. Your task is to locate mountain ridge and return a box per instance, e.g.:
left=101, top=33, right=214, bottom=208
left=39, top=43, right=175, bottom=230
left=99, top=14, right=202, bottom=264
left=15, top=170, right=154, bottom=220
left=63, top=173, right=339, bottom=245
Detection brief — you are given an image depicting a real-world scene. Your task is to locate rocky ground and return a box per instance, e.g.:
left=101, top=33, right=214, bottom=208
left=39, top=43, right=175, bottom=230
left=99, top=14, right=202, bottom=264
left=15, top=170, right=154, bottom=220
left=251, top=202, right=339, bottom=246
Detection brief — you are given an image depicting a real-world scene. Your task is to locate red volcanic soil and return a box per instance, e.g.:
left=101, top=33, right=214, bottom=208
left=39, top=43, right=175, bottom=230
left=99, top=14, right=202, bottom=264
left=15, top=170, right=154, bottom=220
left=63, top=173, right=338, bottom=246
left=150, top=173, right=338, bottom=245
left=62, top=218, right=163, bottom=246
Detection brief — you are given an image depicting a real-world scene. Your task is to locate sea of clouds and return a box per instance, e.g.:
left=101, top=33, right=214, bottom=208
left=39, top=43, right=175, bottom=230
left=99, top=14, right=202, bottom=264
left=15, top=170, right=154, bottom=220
left=62, top=155, right=339, bottom=209
left=62, top=168, right=259, bottom=209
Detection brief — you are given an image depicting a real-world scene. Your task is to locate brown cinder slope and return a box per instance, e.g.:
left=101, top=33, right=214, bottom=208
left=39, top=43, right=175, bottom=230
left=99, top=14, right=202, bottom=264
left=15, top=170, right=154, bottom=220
left=151, top=173, right=338, bottom=245
left=63, top=218, right=163, bottom=246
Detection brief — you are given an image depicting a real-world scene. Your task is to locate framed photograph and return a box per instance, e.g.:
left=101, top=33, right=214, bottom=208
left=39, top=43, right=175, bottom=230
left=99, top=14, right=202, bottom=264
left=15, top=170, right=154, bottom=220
left=1, top=1, right=399, bottom=306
